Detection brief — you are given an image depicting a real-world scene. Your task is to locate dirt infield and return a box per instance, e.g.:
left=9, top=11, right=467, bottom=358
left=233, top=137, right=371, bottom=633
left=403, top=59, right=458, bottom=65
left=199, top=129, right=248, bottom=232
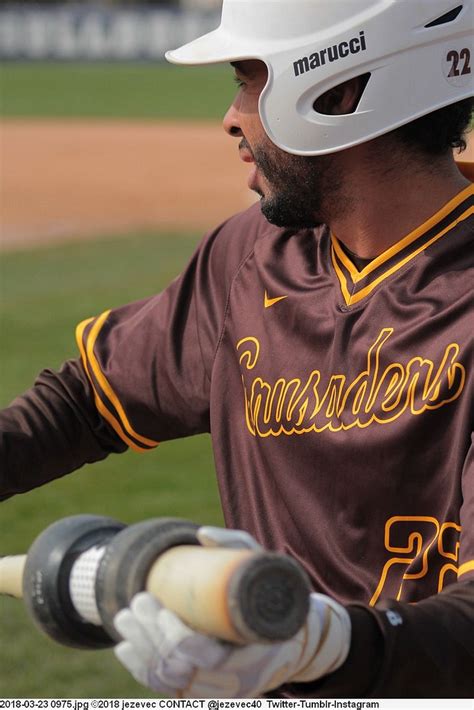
left=1, top=119, right=472, bottom=251
left=1, top=120, right=254, bottom=250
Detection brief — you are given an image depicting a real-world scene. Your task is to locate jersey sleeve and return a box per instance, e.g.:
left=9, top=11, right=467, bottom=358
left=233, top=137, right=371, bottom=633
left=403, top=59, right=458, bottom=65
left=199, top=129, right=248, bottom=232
left=74, top=206, right=262, bottom=450
left=74, top=286, right=210, bottom=452
left=76, top=207, right=262, bottom=452
left=0, top=359, right=128, bottom=500
left=0, top=205, right=264, bottom=498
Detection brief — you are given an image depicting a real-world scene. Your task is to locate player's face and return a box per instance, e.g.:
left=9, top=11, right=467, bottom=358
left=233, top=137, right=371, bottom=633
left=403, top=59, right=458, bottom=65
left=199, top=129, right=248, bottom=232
left=223, top=60, right=342, bottom=228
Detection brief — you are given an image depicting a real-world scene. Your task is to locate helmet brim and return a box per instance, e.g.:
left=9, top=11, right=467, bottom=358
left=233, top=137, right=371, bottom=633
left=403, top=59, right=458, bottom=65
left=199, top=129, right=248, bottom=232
left=166, top=28, right=259, bottom=66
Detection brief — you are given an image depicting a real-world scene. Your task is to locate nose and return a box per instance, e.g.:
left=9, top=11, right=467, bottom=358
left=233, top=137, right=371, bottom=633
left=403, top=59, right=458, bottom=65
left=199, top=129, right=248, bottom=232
left=223, top=101, right=243, bottom=138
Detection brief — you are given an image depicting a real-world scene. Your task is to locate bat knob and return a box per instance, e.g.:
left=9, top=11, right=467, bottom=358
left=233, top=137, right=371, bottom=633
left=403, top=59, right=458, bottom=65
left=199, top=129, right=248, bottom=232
left=227, top=552, right=311, bottom=642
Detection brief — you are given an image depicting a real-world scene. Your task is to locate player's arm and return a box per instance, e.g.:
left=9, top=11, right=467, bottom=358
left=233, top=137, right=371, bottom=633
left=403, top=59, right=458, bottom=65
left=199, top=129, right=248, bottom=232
left=287, top=579, right=474, bottom=698
left=0, top=286, right=208, bottom=500
left=0, top=214, right=257, bottom=501
left=0, top=272, right=203, bottom=500
left=0, top=358, right=128, bottom=500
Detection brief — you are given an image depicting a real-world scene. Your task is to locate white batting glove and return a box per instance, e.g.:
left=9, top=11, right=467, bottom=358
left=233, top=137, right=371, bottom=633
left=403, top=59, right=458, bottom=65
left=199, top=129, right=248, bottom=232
left=197, top=525, right=263, bottom=551
left=114, top=591, right=351, bottom=698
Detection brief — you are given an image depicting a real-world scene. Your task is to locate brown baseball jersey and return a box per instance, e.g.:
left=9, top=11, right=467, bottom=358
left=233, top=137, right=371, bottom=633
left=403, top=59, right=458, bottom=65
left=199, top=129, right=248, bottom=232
left=1, top=175, right=473, bottom=696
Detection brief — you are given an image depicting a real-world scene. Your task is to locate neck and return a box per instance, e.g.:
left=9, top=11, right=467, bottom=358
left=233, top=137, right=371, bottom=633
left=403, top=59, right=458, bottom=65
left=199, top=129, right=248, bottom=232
left=325, top=143, right=471, bottom=259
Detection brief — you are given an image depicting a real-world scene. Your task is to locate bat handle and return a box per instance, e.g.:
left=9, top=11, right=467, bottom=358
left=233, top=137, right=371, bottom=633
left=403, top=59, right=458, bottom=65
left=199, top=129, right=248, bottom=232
left=0, top=555, right=26, bottom=598
left=146, top=545, right=311, bottom=644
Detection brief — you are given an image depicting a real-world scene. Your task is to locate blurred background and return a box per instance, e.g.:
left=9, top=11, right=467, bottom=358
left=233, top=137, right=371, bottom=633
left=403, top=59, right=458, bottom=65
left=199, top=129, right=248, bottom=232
left=0, top=1, right=222, bottom=62
left=0, top=0, right=250, bottom=698
left=1, top=0, right=251, bottom=248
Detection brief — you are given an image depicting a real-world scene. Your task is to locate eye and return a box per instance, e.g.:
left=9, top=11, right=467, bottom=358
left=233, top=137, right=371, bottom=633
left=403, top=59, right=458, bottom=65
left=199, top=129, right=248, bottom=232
left=233, top=76, right=246, bottom=89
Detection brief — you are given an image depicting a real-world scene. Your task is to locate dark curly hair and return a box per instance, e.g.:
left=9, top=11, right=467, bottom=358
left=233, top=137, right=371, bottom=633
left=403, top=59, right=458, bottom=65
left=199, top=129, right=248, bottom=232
left=393, top=97, right=474, bottom=155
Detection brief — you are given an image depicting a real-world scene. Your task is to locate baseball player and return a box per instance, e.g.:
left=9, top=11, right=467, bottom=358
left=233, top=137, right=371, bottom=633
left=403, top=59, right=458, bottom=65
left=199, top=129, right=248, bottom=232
left=1, top=0, right=473, bottom=698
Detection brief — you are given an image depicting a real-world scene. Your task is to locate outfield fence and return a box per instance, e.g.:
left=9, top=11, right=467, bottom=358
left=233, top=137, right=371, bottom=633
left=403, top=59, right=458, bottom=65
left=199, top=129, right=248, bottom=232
left=0, top=3, right=220, bottom=60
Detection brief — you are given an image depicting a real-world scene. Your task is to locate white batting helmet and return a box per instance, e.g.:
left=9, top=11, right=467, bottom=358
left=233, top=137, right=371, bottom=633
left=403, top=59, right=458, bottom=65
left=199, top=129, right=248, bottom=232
left=166, top=0, right=473, bottom=155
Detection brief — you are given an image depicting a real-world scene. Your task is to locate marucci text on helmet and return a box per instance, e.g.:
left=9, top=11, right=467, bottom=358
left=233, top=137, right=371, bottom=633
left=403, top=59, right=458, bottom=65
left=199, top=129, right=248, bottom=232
left=293, top=31, right=367, bottom=77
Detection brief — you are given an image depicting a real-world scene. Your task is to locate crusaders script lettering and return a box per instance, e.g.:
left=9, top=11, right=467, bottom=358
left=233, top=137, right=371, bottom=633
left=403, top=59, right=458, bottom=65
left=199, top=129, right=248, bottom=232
left=237, top=328, right=466, bottom=437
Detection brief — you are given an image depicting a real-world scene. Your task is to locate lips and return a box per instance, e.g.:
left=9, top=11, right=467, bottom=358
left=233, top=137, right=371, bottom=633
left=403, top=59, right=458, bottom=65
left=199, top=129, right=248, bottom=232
left=240, top=151, right=255, bottom=164
left=238, top=139, right=263, bottom=193
left=238, top=139, right=255, bottom=164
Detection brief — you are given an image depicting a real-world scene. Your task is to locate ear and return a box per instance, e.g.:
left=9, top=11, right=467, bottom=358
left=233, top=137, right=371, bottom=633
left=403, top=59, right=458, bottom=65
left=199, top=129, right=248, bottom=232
left=314, top=75, right=369, bottom=116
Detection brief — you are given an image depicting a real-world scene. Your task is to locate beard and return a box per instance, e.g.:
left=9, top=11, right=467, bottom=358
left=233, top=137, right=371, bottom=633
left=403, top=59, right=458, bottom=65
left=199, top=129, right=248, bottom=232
left=246, top=138, right=344, bottom=229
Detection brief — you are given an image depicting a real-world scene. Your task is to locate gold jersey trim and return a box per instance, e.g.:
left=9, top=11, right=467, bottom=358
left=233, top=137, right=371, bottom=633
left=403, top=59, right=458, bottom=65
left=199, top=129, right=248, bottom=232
left=458, top=560, right=474, bottom=579
left=331, top=183, right=474, bottom=306
left=76, top=312, right=159, bottom=453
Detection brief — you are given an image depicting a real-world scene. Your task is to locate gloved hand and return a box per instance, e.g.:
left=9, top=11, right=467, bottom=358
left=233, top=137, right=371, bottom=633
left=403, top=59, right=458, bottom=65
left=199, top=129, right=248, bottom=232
left=113, top=526, right=351, bottom=698
left=196, top=525, right=264, bottom=551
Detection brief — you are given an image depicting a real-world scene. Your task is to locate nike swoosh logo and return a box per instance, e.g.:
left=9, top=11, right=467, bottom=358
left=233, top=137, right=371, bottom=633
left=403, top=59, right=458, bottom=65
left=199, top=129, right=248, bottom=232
left=264, top=290, right=288, bottom=309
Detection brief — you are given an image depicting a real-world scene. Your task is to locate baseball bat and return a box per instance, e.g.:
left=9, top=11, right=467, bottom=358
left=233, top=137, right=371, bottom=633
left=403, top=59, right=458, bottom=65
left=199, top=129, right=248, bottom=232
left=0, top=555, right=25, bottom=599
left=0, top=516, right=311, bottom=649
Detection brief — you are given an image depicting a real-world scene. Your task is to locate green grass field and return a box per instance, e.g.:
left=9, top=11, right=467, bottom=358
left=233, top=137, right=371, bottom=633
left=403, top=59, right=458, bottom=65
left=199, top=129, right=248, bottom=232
left=0, top=62, right=235, bottom=119
left=0, top=61, right=233, bottom=696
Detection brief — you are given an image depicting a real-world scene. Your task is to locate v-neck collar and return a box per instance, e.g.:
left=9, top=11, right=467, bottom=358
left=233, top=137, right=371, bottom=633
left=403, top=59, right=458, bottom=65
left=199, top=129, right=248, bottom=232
left=330, top=183, right=474, bottom=307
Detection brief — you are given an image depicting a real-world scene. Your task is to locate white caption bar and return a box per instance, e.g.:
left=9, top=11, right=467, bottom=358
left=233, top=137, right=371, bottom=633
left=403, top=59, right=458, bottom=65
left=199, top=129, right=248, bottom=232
left=0, top=700, right=472, bottom=710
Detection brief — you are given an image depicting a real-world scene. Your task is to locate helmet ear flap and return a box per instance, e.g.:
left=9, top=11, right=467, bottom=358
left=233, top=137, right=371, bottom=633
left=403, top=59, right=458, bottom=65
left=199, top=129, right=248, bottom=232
left=313, top=73, right=372, bottom=116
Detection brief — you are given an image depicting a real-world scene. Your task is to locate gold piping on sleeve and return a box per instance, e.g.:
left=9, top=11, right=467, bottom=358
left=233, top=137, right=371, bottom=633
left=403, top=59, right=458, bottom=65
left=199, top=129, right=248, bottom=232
left=457, top=560, right=474, bottom=579
left=76, top=318, right=148, bottom=452
left=86, top=311, right=160, bottom=448
left=75, top=313, right=159, bottom=452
